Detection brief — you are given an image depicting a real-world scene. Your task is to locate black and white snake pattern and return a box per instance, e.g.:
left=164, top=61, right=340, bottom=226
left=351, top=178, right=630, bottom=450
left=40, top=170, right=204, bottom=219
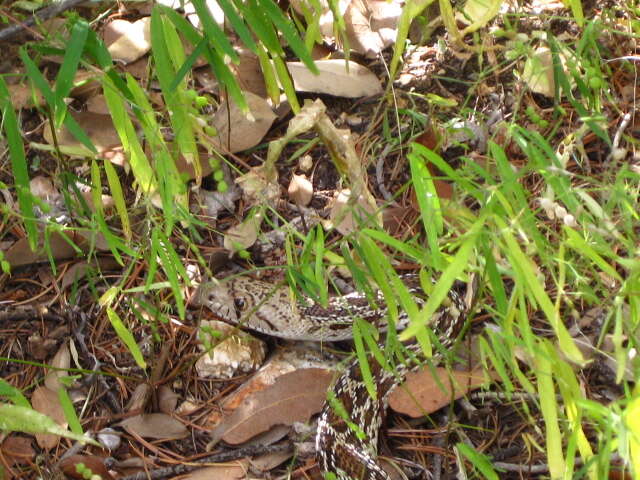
left=194, top=273, right=472, bottom=480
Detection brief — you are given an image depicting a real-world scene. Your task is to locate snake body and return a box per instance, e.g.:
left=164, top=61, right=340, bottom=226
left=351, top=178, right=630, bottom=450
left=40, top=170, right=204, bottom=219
left=194, top=274, right=471, bottom=480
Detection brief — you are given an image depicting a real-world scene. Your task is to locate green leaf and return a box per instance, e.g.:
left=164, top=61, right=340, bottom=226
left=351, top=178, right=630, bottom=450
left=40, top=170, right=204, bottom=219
left=256, top=0, right=317, bottom=73
left=399, top=214, right=482, bottom=341
left=57, top=388, right=83, bottom=435
left=54, top=19, right=89, bottom=127
left=0, top=404, right=98, bottom=446
left=102, top=74, right=156, bottom=193
left=456, top=442, right=499, bottom=480
left=106, top=308, right=147, bottom=370
left=0, top=77, right=38, bottom=249
left=0, top=379, right=31, bottom=407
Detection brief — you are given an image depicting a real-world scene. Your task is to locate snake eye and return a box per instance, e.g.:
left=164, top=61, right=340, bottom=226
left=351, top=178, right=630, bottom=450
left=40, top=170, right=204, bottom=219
left=234, top=297, right=247, bottom=311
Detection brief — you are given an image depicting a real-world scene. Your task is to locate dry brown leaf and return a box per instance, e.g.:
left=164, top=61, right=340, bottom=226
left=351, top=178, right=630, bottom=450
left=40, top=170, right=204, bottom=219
left=287, top=60, right=383, bottom=97
left=59, top=455, right=115, bottom=480
left=30, top=176, right=59, bottom=203
left=183, top=461, right=249, bottom=480
left=44, top=343, right=70, bottom=392
left=234, top=49, right=268, bottom=98
left=43, top=111, right=121, bottom=157
left=250, top=450, right=293, bottom=471
left=1, top=436, right=35, bottom=466
left=328, top=188, right=378, bottom=235
left=120, top=413, right=189, bottom=440
left=4, top=230, right=110, bottom=268
left=210, top=91, right=276, bottom=153
left=104, top=17, right=152, bottom=64
left=31, top=386, right=66, bottom=450
left=7, top=83, right=44, bottom=110
left=211, top=368, right=333, bottom=444
left=223, top=210, right=264, bottom=252
left=61, top=257, right=121, bottom=290
left=157, top=385, right=180, bottom=414
left=85, top=94, right=110, bottom=115
left=389, top=367, right=489, bottom=418
left=69, top=70, right=102, bottom=101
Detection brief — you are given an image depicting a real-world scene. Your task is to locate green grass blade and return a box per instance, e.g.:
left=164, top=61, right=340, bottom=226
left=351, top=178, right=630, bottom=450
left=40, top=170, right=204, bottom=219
left=53, top=19, right=89, bottom=127
left=0, top=379, right=31, bottom=407
left=536, top=340, right=566, bottom=479
left=57, top=387, right=83, bottom=435
left=497, top=217, right=584, bottom=364
left=106, top=308, right=147, bottom=370
left=188, top=0, right=239, bottom=61
left=103, top=159, right=132, bottom=241
left=102, top=75, right=156, bottom=193
left=0, top=404, right=98, bottom=445
left=256, top=0, right=317, bottom=73
left=457, top=442, right=499, bottom=480
left=0, top=77, right=38, bottom=249
left=400, top=215, right=482, bottom=341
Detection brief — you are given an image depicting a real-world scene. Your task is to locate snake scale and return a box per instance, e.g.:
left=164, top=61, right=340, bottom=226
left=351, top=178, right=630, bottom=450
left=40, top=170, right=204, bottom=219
left=194, top=273, right=473, bottom=480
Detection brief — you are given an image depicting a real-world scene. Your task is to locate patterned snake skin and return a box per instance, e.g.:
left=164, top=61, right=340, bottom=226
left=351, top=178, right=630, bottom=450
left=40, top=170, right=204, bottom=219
left=194, top=273, right=472, bottom=480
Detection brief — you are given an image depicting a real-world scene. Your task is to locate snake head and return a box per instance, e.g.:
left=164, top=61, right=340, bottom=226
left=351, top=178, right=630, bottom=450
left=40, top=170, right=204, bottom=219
left=193, top=278, right=259, bottom=326
left=193, top=281, right=239, bottom=323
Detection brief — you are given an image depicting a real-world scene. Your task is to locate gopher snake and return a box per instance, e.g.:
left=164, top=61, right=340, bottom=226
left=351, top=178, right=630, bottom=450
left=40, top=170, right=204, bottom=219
left=194, top=273, right=472, bottom=480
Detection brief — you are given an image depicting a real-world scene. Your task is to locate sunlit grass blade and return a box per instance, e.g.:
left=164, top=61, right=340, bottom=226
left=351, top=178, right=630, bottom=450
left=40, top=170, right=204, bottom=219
left=535, top=340, right=565, bottom=479
left=102, top=76, right=156, bottom=193
left=103, top=159, right=132, bottom=241
left=0, top=404, right=99, bottom=445
left=400, top=214, right=482, bottom=341
left=496, top=216, right=585, bottom=364
left=20, top=48, right=97, bottom=154
left=151, top=9, right=199, bottom=183
left=106, top=308, right=147, bottom=370
left=189, top=0, right=239, bottom=61
left=57, top=387, right=83, bottom=435
left=53, top=19, right=88, bottom=127
left=160, top=5, right=247, bottom=113
left=456, top=443, right=499, bottom=480
left=352, top=319, right=377, bottom=402
left=0, top=379, right=31, bottom=407
left=408, top=143, right=443, bottom=269
left=0, top=77, right=38, bottom=250
left=256, top=0, right=317, bottom=73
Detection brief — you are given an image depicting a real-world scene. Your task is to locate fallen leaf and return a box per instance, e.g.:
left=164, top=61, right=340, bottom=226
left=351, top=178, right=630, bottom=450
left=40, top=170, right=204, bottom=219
left=328, top=188, right=378, bottom=235
left=210, top=91, right=276, bottom=153
left=42, top=111, right=121, bottom=157
left=44, top=343, right=70, bottom=392
left=120, top=413, right=189, bottom=440
left=30, top=176, right=60, bottom=203
left=223, top=210, right=264, bottom=252
left=183, top=460, right=249, bottom=480
left=287, top=60, right=383, bottom=97
left=60, top=455, right=115, bottom=480
left=4, top=230, right=110, bottom=268
left=389, top=367, right=490, bottom=418
left=31, top=386, right=67, bottom=450
left=7, top=83, right=44, bottom=109
left=1, top=436, right=35, bottom=466
left=158, top=385, right=180, bottom=415
left=521, top=46, right=558, bottom=97
left=211, top=368, right=333, bottom=444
